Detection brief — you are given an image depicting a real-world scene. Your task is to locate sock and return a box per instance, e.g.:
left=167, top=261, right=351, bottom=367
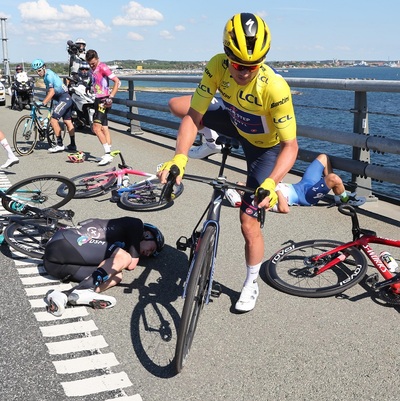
left=1, top=138, right=16, bottom=159
left=243, top=263, right=261, bottom=287
left=339, top=191, right=349, bottom=202
left=70, top=136, right=76, bottom=147
left=103, top=143, right=111, bottom=154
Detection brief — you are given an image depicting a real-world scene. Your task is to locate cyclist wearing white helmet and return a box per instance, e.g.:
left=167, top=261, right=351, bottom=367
left=31, top=58, right=77, bottom=152
left=43, top=217, right=164, bottom=316
left=159, top=13, right=298, bottom=312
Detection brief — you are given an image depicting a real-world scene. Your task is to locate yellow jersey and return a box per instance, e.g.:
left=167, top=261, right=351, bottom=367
left=191, top=54, right=296, bottom=148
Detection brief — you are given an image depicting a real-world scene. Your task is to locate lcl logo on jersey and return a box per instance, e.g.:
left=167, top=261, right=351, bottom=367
left=273, top=115, right=293, bottom=124
left=196, top=84, right=213, bottom=98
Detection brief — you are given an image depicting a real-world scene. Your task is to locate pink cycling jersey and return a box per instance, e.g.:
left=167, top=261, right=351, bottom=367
left=91, top=62, right=116, bottom=98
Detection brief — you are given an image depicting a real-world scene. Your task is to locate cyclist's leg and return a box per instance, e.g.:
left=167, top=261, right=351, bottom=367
left=236, top=144, right=280, bottom=312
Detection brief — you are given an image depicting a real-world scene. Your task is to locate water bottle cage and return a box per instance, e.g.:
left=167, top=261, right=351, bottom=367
left=92, top=267, right=109, bottom=287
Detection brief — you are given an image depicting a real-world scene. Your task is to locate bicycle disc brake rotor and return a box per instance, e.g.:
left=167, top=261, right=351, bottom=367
left=378, top=287, right=400, bottom=305
left=31, top=193, right=48, bottom=204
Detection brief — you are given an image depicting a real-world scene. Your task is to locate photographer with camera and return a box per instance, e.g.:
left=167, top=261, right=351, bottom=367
left=67, top=38, right=87, bottom=79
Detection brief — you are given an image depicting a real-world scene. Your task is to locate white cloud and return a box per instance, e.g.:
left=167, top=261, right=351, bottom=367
left=16, top=0, right=110, bottom=42
left=160, top=30, right=174, bottom=40
left=112, top=1, right=163, bottom=27
left=127, top=32, right=144, bottom=41
left=175, top=25, right=185, bottom=32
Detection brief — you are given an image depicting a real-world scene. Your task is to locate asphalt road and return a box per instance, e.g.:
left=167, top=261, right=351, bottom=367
left=0, top=103, right=400, bottom=401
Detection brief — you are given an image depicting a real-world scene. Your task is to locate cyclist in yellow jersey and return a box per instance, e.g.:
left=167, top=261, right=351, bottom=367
left=158, top=13, right=298, bottom=312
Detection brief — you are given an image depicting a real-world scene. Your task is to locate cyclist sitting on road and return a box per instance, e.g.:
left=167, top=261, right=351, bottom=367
left=31, top=58, right=77, bottom=152
left=43, top=217, right=164, bottom=316
left=158, top=13, right=298, bottom=312
left=270, top=153, right=366, bottom=213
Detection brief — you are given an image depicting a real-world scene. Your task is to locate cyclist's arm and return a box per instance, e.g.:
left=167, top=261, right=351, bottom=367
left=42, top=87, right=55, bottom=106
left=109, top=76, right=120, bottom=98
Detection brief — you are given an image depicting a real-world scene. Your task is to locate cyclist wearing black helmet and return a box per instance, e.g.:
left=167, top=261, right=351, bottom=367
left=159, top=13, right=298, bottom=312
left=43, top=217, right=164, bottom=316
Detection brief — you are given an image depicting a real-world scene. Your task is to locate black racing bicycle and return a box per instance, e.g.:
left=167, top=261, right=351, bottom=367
left=0, top=175, right=76, bottom=259
left=172, top=136, right=268, bottom=373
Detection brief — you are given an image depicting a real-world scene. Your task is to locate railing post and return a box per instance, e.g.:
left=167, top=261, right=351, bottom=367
left=352, top=91, right=375, bottom=199
left=128, top=80, right=143, bottom=135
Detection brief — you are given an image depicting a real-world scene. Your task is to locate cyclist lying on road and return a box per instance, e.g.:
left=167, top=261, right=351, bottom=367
left=43, top=217, right=164, bottom=316
left=270, top=153, right=366, bottom=213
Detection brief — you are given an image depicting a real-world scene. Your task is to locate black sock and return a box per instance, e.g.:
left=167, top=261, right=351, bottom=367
left=70, top=136, right=76, bottom=146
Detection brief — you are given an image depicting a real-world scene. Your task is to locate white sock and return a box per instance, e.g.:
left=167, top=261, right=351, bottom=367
left=244, top=263, right=261, bottom=287
left=103, top=143, right=111, bottom=153
left=1, top=138, right=16, bottom=159
left=198, top=127, right=220, bottom=148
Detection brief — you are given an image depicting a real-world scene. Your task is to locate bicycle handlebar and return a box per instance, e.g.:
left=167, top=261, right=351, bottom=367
left=162, top=165, right=180, bottom=202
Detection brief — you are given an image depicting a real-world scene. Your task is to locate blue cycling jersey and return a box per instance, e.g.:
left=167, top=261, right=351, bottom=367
left=44, top=69, right=68, bottom=98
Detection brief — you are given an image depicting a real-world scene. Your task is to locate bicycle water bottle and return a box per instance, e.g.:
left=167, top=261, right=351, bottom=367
left=9, top=200, right=27, bottom=214
left=380, top=251, right=399, bottom=273
left=42, top=117, right=49, bottom=129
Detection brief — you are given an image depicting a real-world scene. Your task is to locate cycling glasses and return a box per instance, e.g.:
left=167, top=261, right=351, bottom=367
left=230, top=61, right=260, bottom=72
left=35, top=67, right=45, bottom=74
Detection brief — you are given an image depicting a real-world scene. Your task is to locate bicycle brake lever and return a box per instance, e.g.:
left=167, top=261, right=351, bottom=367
left=162, top=165, right=180, bottom=202
left=256, top=188, right=270, bottom=229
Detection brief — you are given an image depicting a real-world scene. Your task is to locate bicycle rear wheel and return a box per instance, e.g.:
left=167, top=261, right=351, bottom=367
left=119, top=179, right=184, bottom=210
left=3, top=219, right=64, bottom=259
left=46, top=123, right=67, bottom=148
left=2, top=175, right=76, bottom=214
left=175, top=225, right=216, bottom=373
left=13, top=115, right=38, bottom=156
left=58, top=170, right=117, bottom=198
left=265, top=239, right=367, bottom=298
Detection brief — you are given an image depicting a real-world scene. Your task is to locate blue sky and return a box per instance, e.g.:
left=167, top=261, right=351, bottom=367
left=0, top=0, right=398, bottom=65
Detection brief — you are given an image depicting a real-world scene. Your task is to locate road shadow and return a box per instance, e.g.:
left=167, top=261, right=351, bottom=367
left=122, top=244, right=188, bottom=378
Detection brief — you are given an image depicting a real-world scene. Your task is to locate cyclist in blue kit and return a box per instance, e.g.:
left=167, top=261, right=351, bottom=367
left=271, top=154, right=366, bottom=213
left=43, top=217, right=164, bottom=316
left=31, top=58, right=76, bottom=152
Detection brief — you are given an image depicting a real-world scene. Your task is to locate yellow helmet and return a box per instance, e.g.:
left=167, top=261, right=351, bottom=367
left=223, top=13, right=271, bottom=65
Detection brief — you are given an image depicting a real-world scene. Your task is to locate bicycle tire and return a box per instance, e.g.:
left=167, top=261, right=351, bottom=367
left=2, top=175, right=76, bottom=214
left=3, top=219, right=64, bottom=259
left=13, top=115, right=38, bottom=156
left=119, top=179, right=184, bottom=210
left=265, top=239, right=368, bottom=298
left=175, top=225, right=216, bottom=373
left=58, top=170, right=117, bottom=198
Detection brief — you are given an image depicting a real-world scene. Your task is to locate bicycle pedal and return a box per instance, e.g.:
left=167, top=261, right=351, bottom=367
left=211, top=282, right=222, bottom=298
left=176, top=236, right=189, bottom=251
left=365, top=273, right=379, bottom=288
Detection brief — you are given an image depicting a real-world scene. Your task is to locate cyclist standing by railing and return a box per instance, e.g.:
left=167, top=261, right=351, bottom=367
left=86, top=49, right=121, bottom=166
left=159, top=12, right=298, bottom=312
left=31, top=58, right=77, bottom=152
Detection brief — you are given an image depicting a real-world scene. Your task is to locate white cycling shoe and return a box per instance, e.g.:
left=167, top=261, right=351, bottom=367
left=68, top=288, right=116, bottom=309
left=235, top=283, right=259, bottom=312
left=45, top=290, right=68, bottom=317
left=188, top=142, right=222, bottom=159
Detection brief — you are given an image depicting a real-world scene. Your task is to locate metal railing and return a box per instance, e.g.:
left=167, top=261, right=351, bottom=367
left=36, top=75, right=400, bottom=203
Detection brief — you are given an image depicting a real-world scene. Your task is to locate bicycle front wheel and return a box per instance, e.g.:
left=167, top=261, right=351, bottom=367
left=59, top=170, right=117, bottom=198
left=119, top=179, right=184, bottom=210
left=13, top=115, right=38, bottom=156
left=2, top=175, right=76, bottom=214
left=175, top=225, right=216, bottom=373
left=265, top=239, right=367, bottom=298
left=4, top=219, right=64, bottom=259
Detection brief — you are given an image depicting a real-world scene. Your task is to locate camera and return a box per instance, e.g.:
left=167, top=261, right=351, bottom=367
left=67, top=40, right=79, bottom=55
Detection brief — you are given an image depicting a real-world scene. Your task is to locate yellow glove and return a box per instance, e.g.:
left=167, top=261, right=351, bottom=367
left=159, top=154, right=188, bottom=179
left=257, top=178, right=278, bottom=208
